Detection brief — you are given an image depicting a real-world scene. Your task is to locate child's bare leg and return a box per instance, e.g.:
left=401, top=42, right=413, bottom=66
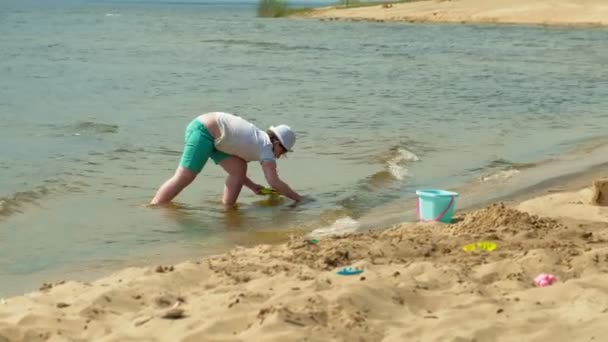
left=218, top=157, right=247, bottom=206
left=150, top=166, right=197, bottom=205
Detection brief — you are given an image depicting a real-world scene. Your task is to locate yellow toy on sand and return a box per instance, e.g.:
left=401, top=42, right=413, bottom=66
left=462, top=241, right=497, bottom=252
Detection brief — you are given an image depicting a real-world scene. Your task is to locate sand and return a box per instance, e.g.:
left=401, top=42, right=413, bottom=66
left=299, top=0, right=608, bottom=26
left=2, top=181, right=608, bottom=341
left=3, top=2, right=608, bottom=341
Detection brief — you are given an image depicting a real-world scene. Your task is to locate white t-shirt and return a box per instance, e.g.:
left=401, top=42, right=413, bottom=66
left=214, top=112, right=275, bottom=162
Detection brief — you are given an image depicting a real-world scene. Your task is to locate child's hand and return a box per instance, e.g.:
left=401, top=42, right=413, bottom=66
left=289, top=195, right=314, bottom=207
left=259, top=187, right=278, bottom=196
left=251, top=184, right=265, bottom=195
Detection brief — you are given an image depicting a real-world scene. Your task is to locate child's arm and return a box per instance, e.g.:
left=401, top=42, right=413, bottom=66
left=260, top=161, right=302, bottom=202
left=244, top=177, right=263, bottom=194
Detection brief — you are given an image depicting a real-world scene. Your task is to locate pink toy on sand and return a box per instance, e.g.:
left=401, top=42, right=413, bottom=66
left=534, top=273, right=557, bottom=287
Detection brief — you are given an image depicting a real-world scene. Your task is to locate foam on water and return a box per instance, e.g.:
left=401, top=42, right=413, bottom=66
left=309, top=217, right=360, bottom=238
left=386, top=148, right=420, bottom=181
left=480, top=169, right=521, bottom=183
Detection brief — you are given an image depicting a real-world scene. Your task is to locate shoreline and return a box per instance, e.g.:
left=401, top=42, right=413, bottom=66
left=2, top=143, right=607, bottom=301
left=2, top=164, right=608, bottom=340
left=3, top=154, right=608, bottom=299
left=294, top=0, right=608, bottom=27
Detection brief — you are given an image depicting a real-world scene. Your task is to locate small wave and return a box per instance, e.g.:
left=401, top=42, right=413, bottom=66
left=386, top=148, right=419, bottom=180
left=200, top=39, right=287, bottom=50
left=46, top=122, right=119, bottom=137
left=371, top=147, right=420, bottom=183
left=155, top=147, right=182, bottom=157
left=358, top=146, right=421, bottom=190
left=0, top=183, right=87, bottom=220
left=367, top=170, right=397, bottom=187
left=318, top=207, right=354, bottom=224
left=286, top=45, right=331, bottom=52
left=0, top=187, right=50, bottom=219
left=480, top=169, right=521, bottom=183
left=113, top=147, right=146, bottom=154
left=199, top=38, right=330, bottom=52
left=105, top=13, right=121, bottom=17
left=485, top=158, right=537, bottom=170
left=309, top=217, right=360, bottom=238
left=381, top=52, right=414, bottom=59
left=113, top=148, right=135, bottom=154
left=475, top=158, right=538, bottom=183
left=71, top=121, right=118, bottom=134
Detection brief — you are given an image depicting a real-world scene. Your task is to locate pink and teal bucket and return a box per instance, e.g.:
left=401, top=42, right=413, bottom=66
left=416, top=189, right=459, bottom=223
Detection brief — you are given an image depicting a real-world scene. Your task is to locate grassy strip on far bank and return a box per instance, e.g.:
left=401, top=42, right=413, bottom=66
left=257, top=0, right=314, bottom=17
left=337, top=0, right=419, bottom=9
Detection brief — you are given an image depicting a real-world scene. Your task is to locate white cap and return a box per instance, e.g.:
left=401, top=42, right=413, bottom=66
left=269, top=124, right=295, bottom=152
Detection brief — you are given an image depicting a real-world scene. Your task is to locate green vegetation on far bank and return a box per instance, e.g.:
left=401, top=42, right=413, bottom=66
left=257, top=0, right=420, bottom=18
left=257, top=0, right=314, bottom=18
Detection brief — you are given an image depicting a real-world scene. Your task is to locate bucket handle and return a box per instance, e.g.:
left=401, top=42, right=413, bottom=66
left=416, top=196, right=455, bottom=222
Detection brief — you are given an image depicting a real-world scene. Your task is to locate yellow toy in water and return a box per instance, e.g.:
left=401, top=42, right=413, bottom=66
left=259, top=187, right=278, bottom=195
left=256, top=187, right=283, bottom=207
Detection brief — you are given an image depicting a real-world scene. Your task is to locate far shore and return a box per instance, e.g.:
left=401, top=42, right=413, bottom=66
left=294, top=0, right=608, bottom=27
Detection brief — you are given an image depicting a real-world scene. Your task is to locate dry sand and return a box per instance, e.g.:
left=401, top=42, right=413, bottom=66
left=300, top=0, right=608, bottom=26
left=2, top=182, right=608, bottom=341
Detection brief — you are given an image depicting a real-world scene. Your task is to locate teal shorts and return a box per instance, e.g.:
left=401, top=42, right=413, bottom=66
left=179, top=119, right=231, bottom=173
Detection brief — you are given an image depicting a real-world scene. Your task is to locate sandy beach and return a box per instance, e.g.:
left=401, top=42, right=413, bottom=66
left=2, top=1, right=608, bottom=340
left=2, top=177, right=608, bottom=341
left=299, top=0, right=608, bottom=26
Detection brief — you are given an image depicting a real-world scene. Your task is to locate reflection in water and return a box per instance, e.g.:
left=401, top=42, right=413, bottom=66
left=153, top=197, right=293, bottom=232
left=149, top=198, right=309, bottom=250
left=252, top=195, right=285, bottom=208
left=222, top=206, right=248, bottom=230
left=152, top=201, right=247, bottom=231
